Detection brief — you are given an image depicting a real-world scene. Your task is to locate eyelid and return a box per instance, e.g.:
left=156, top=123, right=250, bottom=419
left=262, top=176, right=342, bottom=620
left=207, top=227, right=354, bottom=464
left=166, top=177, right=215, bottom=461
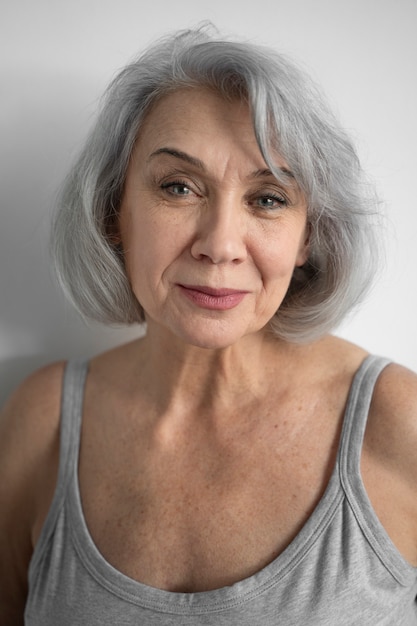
left=156, top=168, right=204, bottom=191
left=160, top=178, right=192, bottom=188
left=159, top=177, right=203, bottom=200
left=154, top=166, right=296, bottom=206
left=254, top=196, right=288, bottom=212
left=161, top=179, right=192, bottom=192
left=249, top=187, right=290, bottom=205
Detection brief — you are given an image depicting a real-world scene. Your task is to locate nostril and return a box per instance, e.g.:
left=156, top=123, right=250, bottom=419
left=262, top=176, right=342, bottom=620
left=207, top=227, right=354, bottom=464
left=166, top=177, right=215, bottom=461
left=190, top=223, right=247, bottom=265
left=190, top=241, right=246, bottom=265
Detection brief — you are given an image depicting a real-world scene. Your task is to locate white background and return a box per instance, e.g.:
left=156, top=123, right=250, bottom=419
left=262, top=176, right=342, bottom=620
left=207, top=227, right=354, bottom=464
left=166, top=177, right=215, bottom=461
left=1, top=0, right=416, bottom=405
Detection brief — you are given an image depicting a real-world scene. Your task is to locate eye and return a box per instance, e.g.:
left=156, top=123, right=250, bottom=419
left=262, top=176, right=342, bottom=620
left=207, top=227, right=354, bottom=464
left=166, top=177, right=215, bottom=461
left=160, top=180, right=193, bottom=196
left=253, top=192, right=288, bottom=210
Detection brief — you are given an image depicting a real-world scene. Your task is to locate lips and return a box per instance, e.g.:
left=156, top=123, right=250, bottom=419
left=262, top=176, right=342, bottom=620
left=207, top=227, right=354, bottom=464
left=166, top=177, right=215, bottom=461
left=181, top=285, right=247, bottom=296
left=178, top=284, right=249, bottom=310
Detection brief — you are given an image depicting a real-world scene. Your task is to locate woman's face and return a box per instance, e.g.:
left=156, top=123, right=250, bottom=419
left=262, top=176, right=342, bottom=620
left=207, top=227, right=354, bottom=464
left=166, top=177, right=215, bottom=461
left=119, top=88, right=309, bottom=349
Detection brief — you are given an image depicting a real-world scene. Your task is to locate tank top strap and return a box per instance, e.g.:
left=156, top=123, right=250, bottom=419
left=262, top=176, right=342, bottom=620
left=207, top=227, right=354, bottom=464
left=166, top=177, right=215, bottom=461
left=339, top=354, right=391, bottom=480
left=29, top=359, right=89, bottom=575
left=336, top=354, right=414, bottom=582
left=59, top=358, right=90, bottom=490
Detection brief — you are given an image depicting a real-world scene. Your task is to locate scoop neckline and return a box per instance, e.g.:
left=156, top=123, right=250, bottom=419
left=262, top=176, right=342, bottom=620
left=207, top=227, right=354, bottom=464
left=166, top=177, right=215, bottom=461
left=66, top=355, right=376, bottom=614
left=69, top=465, right=343, bottom=613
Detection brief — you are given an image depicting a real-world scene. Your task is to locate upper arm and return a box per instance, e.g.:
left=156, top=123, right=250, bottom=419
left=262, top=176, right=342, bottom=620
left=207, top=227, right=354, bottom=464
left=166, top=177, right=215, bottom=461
left=0, top=362, right=65, bottom=624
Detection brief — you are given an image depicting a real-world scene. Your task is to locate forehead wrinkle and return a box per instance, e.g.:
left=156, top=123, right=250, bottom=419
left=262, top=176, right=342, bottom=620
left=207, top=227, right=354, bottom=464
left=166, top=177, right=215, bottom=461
left=136, top=89, right=295, bottom=186
left=146, top=145, right=294, bottom=190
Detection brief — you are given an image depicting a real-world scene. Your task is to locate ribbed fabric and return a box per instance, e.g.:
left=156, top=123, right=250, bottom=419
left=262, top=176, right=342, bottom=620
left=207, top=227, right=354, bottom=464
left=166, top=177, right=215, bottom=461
left=25, top=355, right=417, bottom=624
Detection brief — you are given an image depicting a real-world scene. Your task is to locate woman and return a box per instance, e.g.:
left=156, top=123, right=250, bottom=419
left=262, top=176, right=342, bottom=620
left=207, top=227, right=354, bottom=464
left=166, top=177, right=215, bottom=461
left=1, top=26, right=417, bottom=625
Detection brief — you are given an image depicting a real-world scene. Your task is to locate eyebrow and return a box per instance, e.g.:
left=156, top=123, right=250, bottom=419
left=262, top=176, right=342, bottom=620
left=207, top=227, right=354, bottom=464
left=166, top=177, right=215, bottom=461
left=148, top=146, right=294, bottom=180
left=148, top=147, right=206, bottom=170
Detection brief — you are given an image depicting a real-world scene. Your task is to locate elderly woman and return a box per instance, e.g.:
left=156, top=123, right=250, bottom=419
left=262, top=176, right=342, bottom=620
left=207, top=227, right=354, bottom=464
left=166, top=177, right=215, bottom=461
left=1, top=26, right=417, bottom=625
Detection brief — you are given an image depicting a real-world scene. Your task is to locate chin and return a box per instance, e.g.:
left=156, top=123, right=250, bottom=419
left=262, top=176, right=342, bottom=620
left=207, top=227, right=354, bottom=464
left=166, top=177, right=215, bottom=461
left=145, top=306, right=264, bottom=350
left=185, top=337, right=241, bottom=351
left=168, top=318, right=253, bottom=351
left=178, top=330, right=245, bottom=351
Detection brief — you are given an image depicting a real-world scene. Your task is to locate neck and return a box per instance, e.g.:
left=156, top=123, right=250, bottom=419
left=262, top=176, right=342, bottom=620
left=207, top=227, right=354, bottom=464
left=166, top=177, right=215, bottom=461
left=131, top=321, right=300, bottom=420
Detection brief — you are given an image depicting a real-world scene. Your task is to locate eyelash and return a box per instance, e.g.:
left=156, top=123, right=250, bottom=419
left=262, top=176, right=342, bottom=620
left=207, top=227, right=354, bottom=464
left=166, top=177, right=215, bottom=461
left=160, top=179, right=195, bottom=196
left=159, top=179, right=289, bottom=210
left=253, top=193, right=288, bottom=209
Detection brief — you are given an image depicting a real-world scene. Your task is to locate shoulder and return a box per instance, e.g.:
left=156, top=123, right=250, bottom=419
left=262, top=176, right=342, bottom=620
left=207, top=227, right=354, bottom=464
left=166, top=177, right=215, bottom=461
left=0, top=358, right=65, bottom=458
left=362, top=361, right=417, bottom=564
left=372, top=360, right=417, bottom=409
left=0, top=362, right=65, bottom=618
left=0, top=361, right=66, bottom=527
left=0, top=361, right=66, bottom=474
left=367, top=362, right=417, bottom=474
left=0, top=360, right=66, bottom=531
left=1, top=360, right=66, bottom=422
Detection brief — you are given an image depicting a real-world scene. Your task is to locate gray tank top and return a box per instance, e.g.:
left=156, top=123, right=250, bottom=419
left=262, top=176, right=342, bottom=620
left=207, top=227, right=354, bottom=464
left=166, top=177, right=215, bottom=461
left=25, top=355, right=417, bottom=624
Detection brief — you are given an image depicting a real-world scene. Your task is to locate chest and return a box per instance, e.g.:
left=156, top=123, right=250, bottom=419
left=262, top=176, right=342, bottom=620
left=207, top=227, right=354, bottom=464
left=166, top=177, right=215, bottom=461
left=78, top=403, right=342, bottom=592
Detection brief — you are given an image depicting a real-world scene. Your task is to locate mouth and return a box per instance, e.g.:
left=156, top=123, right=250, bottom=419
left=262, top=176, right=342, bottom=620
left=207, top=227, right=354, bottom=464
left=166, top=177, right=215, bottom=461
left=177, top=284, right=249, bottom=310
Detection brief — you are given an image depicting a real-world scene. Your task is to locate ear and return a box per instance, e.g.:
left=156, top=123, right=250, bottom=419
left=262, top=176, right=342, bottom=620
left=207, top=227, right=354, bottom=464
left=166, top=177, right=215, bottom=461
left=295, top=221, right=311, bottom=267
left=105, top=212, right=123, bottom=247
left=107, top=231, right=122, bottom=246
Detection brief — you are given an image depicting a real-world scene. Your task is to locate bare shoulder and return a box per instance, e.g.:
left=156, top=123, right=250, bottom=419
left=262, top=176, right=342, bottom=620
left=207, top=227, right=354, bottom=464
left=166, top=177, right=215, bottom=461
left=367, top=362, right=417, bottom=475
left=362, top=361, right=417, bottom=564
left=1, top=360, right=65, bottom=419
left=0, top=361, right=66, bottom=472
left=0, top=361, right=65, bottom=623
left=372, top=361, right=417, bottom=411
left=0, top=361, right=66, bottom=533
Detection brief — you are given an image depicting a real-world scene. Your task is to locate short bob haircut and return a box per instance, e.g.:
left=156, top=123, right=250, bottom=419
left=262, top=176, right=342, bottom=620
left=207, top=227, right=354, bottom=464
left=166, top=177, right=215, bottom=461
left=52, top=25, right=381, bottom=343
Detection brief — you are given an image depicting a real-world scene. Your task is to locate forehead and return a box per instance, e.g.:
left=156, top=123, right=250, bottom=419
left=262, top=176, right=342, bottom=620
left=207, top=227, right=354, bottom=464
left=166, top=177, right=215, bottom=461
left=133, top=88, right=289, bottom=174
left=140, top=87, right=252, bottom=138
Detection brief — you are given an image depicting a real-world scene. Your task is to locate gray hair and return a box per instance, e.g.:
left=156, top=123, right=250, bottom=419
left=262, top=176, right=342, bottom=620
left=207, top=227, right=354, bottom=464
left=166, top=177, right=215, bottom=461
left=52, top=25, right=381, bottom=342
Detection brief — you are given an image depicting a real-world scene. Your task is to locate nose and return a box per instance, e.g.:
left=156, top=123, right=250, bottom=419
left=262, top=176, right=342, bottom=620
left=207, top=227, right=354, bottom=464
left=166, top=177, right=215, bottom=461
left=190, top=197, right=248, bottom=265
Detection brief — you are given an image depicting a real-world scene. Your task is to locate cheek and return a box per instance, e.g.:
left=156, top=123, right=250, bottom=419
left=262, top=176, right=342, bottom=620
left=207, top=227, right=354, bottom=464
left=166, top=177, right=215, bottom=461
left=121, top=212, right=187, bottom=286
left=257, top=230, right=307, bottom=282
left=296, top=224, right=310, bottom=267
left=120, top=211, right=151, bottom=284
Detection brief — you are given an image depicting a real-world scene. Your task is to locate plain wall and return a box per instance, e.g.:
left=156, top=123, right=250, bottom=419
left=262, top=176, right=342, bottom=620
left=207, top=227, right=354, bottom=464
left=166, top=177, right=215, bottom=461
left=1, top=0, right=416, bottom=405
